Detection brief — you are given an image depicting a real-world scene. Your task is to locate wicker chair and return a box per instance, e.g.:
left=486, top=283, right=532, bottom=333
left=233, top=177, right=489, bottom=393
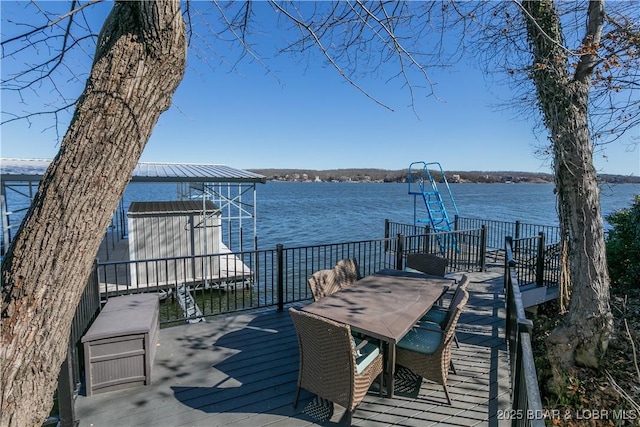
left=307, top=269, right=338, bottom=302
left=333, top=258, right=361, bottom=286
left=406, top=253, right=451, bottom=306
left=395, top=286, right=469, bottom=405
left=420, top=275, right=470, bottom=348
left=307, top=259, right=360, bottom=302
left=290, top=308, right=383, bottom=425
left=406, top=253, right=448, bottom=277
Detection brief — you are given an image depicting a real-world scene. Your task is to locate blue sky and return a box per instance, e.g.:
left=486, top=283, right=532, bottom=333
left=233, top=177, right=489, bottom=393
left=1, top=1, right=638, bottom=175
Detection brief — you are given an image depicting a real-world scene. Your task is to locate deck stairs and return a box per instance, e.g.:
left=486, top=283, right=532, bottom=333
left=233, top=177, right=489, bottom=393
left=520, top=283, right=560, bottom=308
left=408, top=161, right=460, bottom=254
left=176, top=284, right=205, bottom=323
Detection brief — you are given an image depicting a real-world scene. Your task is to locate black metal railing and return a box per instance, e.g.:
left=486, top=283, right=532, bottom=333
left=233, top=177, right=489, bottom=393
left=386, top=219, right=487, bottom=272
left=402, top=227, right=487, bottom=272
left=457, top=216, right=560, bottom=253
left=385, top=218, right=429, bottom=241
left=510, top=232, right=561, bottom=290
left=505, top=236, right=545, bottom=427
left=47, top=261, right=101, bottom=427
left=93, top=225, right=487, bottom=326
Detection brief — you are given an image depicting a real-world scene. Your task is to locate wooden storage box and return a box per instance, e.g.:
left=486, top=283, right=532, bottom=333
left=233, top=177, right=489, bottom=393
left=82, top=294, right=159, bottom=396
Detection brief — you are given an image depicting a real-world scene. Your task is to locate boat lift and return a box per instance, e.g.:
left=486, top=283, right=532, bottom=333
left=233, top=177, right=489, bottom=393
left=408, top=161, right=459, bottom=254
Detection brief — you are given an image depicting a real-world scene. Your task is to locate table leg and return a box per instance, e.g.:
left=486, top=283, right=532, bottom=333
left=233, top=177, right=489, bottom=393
left=386, top=343, right=396, bottom=398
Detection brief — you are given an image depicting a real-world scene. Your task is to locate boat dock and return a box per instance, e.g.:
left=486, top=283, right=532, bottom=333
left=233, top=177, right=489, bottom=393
left=96, top=230, right=254, bottom=297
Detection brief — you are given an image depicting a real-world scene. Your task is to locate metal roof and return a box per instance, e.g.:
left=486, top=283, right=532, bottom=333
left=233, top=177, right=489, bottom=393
left=0, top=159, right=266, bottom=184
left=128, top=201, right=219, bottom=215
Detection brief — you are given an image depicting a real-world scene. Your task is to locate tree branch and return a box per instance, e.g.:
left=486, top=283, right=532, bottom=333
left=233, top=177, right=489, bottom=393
left=269, top=0, right=395, bottom=112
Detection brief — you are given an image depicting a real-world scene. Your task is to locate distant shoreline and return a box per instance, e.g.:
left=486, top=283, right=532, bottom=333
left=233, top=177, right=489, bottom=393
left=249, top=168, right=640, bottom=184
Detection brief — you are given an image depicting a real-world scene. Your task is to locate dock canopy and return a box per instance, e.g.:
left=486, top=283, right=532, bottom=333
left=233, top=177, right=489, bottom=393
left=0, top=158, right=267, bottom=184
left=1, top=159, right=266, bottom=255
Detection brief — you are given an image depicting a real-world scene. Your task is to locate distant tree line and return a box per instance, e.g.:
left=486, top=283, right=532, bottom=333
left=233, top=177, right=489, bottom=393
left=249, top=168, right=640, bottom=184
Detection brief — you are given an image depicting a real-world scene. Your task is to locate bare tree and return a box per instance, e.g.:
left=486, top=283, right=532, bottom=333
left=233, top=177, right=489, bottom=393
left=522, top=0, right=615, bottom=386
left=477, top=0, right=638, bottom=392
left=1, top=1, right=186, bottom=425
left=526, top=0, right=640, bottom=392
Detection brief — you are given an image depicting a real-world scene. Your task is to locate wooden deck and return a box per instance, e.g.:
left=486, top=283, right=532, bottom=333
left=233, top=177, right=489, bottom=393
left=75, top=270, right=511, bottom=426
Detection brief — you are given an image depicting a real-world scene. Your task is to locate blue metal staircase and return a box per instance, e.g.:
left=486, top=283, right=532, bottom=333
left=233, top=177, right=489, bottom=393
left=408, top=161, right=459, bottom=254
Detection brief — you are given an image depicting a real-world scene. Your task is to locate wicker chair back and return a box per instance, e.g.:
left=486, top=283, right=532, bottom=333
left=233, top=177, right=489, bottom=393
left=307, top=258, right=361, bottom=302
left=289, top=307, right=383, bottom=424
left=396, top=286, right=469, bottom=405
left=406, top=253, right=448, bottom=277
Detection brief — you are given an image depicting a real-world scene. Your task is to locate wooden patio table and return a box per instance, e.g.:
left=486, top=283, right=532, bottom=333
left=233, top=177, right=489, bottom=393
left=301, top=269, right=452, bottom=398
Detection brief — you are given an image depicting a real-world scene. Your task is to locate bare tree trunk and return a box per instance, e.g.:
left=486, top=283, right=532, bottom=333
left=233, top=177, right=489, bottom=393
left=521, top=0, right=613, bottom=391
left=0, top=2, right=186, bottom=426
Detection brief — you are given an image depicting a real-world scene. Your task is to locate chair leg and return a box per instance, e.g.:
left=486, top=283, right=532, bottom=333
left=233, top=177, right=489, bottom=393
left=442, top=384, right=452, bottom=405
left=450, top=360, right=457, bottom=375
left=346, top=409, right=353, bottom=426
left=293, top=386, right=301, bottom=408
left=454, top=332, right=460, bottom=348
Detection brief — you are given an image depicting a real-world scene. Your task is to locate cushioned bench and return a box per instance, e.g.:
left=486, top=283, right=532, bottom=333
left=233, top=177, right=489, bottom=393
left=82, top=293, right=159, bottom=396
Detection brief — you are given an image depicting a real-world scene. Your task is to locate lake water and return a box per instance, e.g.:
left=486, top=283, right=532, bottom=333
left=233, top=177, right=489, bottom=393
left=2, top=181, right=638, bottom=253
left=260, top=182, right=639, bottom=247
left=122, top=181, right=639, bottom=249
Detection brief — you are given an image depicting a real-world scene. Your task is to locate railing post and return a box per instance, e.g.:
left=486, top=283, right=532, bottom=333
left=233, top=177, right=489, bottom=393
left=454, top=214, right=459, bottom=231
left=56, top=345, right=76, bottom=427
left=253, top=236, right=260, bottom=283
left=535, top=231, right=545, bottom=288
left=504, top=236, right=514, bottom=310
left=422, top=226, right=430, bottom=254
left=276, top=244, right=284, bottom=312
left=395, top=233, right=404, bottom=270
left=512, top=318, right=535, bottom=424
left=384, top=219, right=391, bottom=252
left=479, top=225, right=487, bottom=272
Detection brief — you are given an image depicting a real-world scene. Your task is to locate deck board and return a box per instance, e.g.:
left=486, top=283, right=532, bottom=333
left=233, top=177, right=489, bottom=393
left=75, top=271, right=511, bottom=426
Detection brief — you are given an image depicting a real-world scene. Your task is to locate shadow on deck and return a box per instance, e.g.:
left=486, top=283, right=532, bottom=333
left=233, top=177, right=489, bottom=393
left=75, top=271, right=510, bottom=426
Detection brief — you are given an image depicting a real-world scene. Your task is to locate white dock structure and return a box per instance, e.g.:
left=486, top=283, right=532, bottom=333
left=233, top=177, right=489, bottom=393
left=2, top=159, right=266, bottom=300
left=96, top=234, right=254, bottom=296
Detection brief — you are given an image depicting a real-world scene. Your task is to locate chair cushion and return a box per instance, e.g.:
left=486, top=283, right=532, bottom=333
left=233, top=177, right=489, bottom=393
left=397, top=327, right=443, bottom=355
left=417, top=320, right=442, bottom=331
left=353, top=337, right=381, bottom=374
left=420, top=307, right=447, bottom=325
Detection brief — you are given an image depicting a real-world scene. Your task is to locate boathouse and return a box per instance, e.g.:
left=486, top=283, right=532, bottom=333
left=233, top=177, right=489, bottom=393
left=0, top=158, right=267, bottom=260
left=127, top=200, right=222, bottom=286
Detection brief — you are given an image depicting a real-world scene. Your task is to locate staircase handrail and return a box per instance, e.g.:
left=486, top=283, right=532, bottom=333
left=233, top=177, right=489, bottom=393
left=505, top=236, right=545, bottom=426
